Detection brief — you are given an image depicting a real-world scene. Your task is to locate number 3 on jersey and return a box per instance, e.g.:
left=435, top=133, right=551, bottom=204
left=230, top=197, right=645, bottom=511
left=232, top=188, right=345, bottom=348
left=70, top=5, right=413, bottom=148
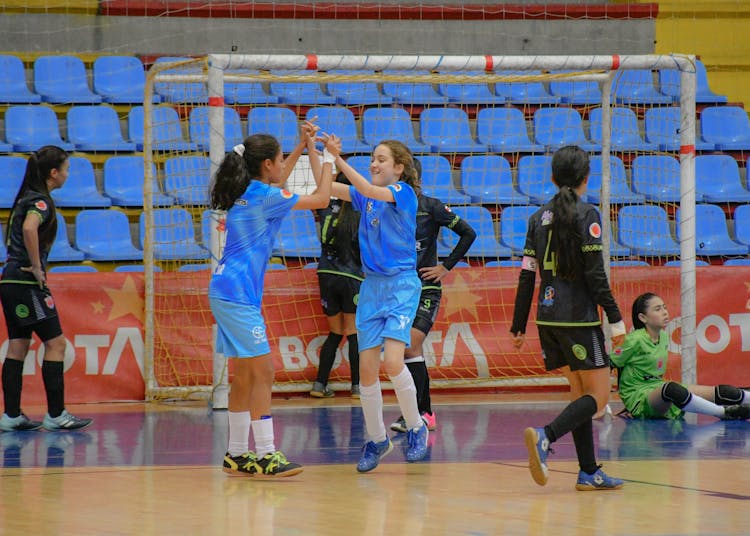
left=542, top=229, right=556, bottom=277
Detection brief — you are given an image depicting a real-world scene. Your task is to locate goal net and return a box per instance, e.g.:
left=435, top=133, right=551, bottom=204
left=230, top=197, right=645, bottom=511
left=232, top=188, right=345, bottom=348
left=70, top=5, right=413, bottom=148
left=142, top=54, right=697, bottom=404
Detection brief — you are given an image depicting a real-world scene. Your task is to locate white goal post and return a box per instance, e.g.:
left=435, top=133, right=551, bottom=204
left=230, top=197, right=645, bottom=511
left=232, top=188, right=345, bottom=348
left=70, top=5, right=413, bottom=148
left=142, top=54, right=697, bottom=405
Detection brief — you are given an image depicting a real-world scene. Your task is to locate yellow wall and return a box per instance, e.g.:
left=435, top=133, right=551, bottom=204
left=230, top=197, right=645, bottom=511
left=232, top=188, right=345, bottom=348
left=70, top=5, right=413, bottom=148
left=641, top=1, right=750, bottom=105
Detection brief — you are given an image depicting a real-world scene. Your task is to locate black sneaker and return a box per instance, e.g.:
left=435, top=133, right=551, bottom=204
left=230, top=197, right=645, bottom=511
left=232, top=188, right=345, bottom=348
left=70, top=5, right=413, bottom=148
left=723, top=405, right=750, bottom=420
left=223, top=451, right=257, bottom=475
left=253, top=451, right=303, bottom=478
left=310, top=382, right=335, bottom=398
left=390, top=416, right=407, bottom=433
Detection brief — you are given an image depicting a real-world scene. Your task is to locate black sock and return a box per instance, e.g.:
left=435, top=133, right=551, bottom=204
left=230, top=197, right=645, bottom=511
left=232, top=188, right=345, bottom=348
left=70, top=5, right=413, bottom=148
left=347, top=334, right=359, bottom=385
left=316, top=333, right=343, bottom=385
left=42, top=361, right=65, bottom=418
left=571, top=418, right=598, bottom=474
left=2, top=358, right=24, bottom=418
left=544, top=394, right=598, bottom=443
left=406, top=360, right=431, bottom=414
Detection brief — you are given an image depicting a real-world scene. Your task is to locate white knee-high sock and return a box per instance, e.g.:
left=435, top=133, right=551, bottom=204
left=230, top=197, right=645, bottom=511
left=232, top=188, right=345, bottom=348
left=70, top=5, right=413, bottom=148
left=227, top=411, right=251, bottom=456
left=252, top=416, right=275, bottom=458
left=390, top=366, right=422, bottom=430
left=360, top=380, right=386, bottom=443
left=683, top=394, right=725, bottom=418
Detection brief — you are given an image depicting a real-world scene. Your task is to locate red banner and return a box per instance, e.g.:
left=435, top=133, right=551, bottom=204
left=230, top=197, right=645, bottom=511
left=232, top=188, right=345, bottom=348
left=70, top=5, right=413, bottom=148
left=1, top=267, right=749, bottom=404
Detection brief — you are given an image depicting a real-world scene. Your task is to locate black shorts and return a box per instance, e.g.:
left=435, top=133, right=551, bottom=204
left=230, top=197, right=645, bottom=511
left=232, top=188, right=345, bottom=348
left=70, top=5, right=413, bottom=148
left=0, top=283, right=62, bottom=341
left=412, top=287, right=442, bottom=335
left=537, top=324, right=609, bottom=372
left=318, top=273, right=362, bottom=316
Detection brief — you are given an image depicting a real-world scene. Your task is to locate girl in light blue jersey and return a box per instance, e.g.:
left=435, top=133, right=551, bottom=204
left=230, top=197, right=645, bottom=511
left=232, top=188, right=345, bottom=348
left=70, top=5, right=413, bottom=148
left=209, top=123, right=337, bottom=478
left=325, top=138, right=430, bottom=472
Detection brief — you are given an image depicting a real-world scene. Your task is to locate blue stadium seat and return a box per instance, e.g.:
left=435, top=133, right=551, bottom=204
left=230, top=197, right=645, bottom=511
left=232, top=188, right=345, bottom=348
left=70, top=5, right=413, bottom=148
left=382, top=70, right=448, bottom=105
left=361, top=107, right=430, bottom=153
left=586, top=155, right=645, bottom=205
left=269, top=70, right=336, bottom=105
left=67, top=105, right=137, bottom=152
left=533, top=108, right=600, bottom=152
left=696, top=155, right=750, bottom=203
left=189, top=107, right=244, bottom=152
left=4, top=105, right=74, bottom=152
left=272, top=209, right=319, bottom=258
left=724, top=258, right=750, bottom=266
left=0, top=139, right=11, bottom=153
left=460, top=155, right=530, bottom=205
left=52, top=157, right=111, bottom=208
left=344, top=156, right=372, bottom=179
left=618, top=205, right=680, bottom=257
left=476, top=108, right=544, bottom=153
left=493, top=70, right=560, bottom=104
left=419, top=108, right=488, bottom=153
left=0, top=55, right=41, bottom=103
left=440, top=205, right=511, bottom=258
left=247, top=107, right=299, bottom=153
left=611, top=260, right=650, bottom=267
left=516, top=155, right=555, bottom=205
left=48, top=212, right=85, bottom=262
left=140, top=208, right=209, bottom=260
left=675, top=204, right=749, bottom=256
left=658, top=60, right=728, bottom=105
left=113, top=264, right=163, bottom=272
left=499, top=205, right=538, bottom=255
left=548, top=74, right=601, bottom=105
left=416, top=155, right=473, bottom=205
left=663, top=260, right=710, bottom=267
left=267, top=262, right=287, bottom=270
left=631, top=155, right=695, bottom=203
left=224, top=70, right=279, bottom=105
left=588, top=107, right=658, bottom=152
left=735, top=205, right=750, bottom=248
left=438, top=71, right=506, bottom=104
left=178, top=263, right=211, bottom=272
left=612, top=69, right=673, bottom=105
left=33, top=55, right=102, bottom=104
left=644, top=107, right=715, bottom=151
left=326, top=70, right=392, bottom=106
left=128, top=106, right=199, bottom=152
left=103, top=155, right=173, bottom=207
left=592, top=207, right=631, bottom=257
left=164, top=156, right=210, bottom=206
left=76, top=209, right=142, bottom=261
left=93, top=56, right=160, bottom=104
left=0, top=156, right=26, bottom=208
left=485, top=260, right=522, bottom=267
left=306, top=107, right=372, bottom=154
left=701, top=106, right=750, bottom=151
left=152, top=57, right=208, bottom=103
left=48, top=265, right=99, bottom=273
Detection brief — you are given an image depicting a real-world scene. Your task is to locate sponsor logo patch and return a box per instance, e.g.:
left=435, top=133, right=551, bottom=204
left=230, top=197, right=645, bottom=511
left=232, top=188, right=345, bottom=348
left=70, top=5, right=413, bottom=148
left=44, top=296, right=55, bottom=309
left=589, top=222, right=602, bottom=239
left=392, top=183, right=402, bottom=192
left=15, top=304, right=29, bottom=319
left=572, top=344, right=588, bottom=361
left=541, top=210, right=553, bottom=226
left=280, top=189, right=293, bottom=199
left=35, top=200, right=48, bottom=211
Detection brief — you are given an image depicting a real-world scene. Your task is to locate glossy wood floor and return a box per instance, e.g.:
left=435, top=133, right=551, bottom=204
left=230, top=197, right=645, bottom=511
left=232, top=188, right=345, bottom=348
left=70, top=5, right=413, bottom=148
left=1, top=394, right=749, bottom=535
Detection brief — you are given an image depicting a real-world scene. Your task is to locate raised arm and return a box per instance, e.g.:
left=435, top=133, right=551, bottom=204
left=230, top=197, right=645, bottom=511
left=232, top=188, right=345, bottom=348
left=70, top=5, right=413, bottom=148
left=281, top=118, right=319, bottom=183
left=332, top=153, right=394, bottom=203
left=292, top=134, right=340, bottom=210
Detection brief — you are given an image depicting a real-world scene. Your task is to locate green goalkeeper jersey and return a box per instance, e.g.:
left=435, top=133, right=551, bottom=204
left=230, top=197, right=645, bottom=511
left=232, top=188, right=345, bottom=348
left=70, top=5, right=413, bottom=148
left=610, top=328, right=670, bottom=412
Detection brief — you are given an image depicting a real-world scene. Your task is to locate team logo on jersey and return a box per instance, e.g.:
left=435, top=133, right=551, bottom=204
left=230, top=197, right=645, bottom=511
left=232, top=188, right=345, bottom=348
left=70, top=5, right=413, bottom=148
left=234, top=199, right=247, bottom=206
left=392, top=184, right=402, bottom=192
left=572, top=344, right=588, bottom=361
left=370, top=217, right=379, bottom=227
left=366, top=201, right=373, bottom=213
left=217, top=217, right=226, bottom=232
left=44, top=296, right=55, bottom=309
left=35, top=200, right=48, bottom=211
left=657, top=359, right=664, bottom=370
left=588, top=222, right=602, bottom=239
left=444, top=206, right=452, bottom=213
left=542, top=286, right=555, bottom=307
left=280, top=189, right=293, bottom=199
left=541, top=210, right=553, bottom=226
left=15, top=304, right=29, bottom=319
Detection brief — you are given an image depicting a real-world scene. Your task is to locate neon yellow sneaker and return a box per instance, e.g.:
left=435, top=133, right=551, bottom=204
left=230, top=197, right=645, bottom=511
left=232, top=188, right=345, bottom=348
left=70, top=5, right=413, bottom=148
left=222, top=451, right=257, bottom=475
left=253, top=451, right=303, bottom=478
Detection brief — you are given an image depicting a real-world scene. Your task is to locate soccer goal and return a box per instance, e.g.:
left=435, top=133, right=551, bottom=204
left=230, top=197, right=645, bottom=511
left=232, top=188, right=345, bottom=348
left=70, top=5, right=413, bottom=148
left=141, top=54, right=697, bottom=406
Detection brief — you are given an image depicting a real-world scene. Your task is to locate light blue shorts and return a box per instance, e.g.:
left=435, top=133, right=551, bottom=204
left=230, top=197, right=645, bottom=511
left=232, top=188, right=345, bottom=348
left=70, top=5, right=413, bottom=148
left=209, top=298, right=270, bottom=358
left=356, top=271, right=421, bottom=351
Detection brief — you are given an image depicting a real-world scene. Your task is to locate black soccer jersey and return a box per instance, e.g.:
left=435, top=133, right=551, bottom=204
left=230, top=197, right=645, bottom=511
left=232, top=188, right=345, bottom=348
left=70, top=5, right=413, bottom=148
left=1, top=191, right=55, bottom=284
left=511, top=197, right=622, bottom=332
left=316, top=199, right=363, bottom=280
left=415, top=195, right=476, bottom=289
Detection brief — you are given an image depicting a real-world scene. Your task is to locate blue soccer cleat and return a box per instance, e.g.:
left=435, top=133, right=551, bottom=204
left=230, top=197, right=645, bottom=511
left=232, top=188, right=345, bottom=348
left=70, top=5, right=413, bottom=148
left=575, top=467, right=624, bottom=491
left=524, top=427, right=550, bottom=486
left=357, top=438, right=393, bottom=473
left=405, top=423, right=429, bottom=462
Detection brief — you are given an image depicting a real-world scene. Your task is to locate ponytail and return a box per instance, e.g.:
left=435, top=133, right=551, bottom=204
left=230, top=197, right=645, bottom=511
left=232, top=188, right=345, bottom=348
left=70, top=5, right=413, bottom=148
left=632, top=292, right=658, bottom=330
left=549, top=146, right=590, bottom=280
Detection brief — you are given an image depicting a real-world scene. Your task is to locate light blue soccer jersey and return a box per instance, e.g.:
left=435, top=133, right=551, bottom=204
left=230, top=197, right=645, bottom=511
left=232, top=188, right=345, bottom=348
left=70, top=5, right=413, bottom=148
left=349, top=182, right=418, bottom=276
left=208, top=181, right=298, bottom=306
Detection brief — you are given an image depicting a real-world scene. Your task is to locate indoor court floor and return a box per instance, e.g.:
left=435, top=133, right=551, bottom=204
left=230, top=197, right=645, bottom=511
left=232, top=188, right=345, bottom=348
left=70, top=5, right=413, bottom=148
left=1, top=393, right=748, bottom=535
